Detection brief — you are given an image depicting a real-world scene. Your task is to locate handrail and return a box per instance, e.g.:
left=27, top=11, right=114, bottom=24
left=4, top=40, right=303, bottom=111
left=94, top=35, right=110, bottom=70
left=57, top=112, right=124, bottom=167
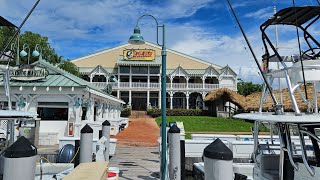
left=91, top=82, right=236, bottom=90
left=284, top=125, right=299, bottom=171
left=298, top=126, right=315, bottom=176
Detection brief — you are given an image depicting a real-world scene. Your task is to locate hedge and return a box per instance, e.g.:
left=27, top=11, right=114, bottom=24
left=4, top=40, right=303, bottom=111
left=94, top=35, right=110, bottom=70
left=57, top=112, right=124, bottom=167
left=147, top=108, right=202, bottom=118
left=121, top=108, right=131, bottom=117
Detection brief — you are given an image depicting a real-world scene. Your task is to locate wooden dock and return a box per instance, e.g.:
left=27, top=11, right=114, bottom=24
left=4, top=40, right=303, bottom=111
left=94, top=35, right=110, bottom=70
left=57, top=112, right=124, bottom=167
left=109, top=145, right=160, bottom=179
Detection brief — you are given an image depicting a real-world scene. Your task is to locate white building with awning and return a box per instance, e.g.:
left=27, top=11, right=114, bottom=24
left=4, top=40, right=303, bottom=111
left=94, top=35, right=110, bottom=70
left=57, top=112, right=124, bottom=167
left=0, top=60, right=125, bottom=145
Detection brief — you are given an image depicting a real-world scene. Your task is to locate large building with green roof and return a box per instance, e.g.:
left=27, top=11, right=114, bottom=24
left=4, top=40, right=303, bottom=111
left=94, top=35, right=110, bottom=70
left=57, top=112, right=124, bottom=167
left=72, top=42, right=237, bottom=111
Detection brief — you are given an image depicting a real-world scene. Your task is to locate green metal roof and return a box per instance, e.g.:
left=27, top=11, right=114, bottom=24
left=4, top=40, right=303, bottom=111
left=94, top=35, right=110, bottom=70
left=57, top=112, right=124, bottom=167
left=166, top=69, right=206, bottom=76
left=0, top=60, right=124, bottom=103
left=185, top=69, right=206, bottom=75
left=116, top=55, right=161, bottom=66
left=79, top=67, right=118, bottom=75
left=0, top=74, right=82, bottom=87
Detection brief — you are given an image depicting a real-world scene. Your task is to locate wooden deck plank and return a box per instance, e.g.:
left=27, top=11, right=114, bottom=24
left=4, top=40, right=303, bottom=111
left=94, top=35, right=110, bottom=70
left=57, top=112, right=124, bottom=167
left=109, top=145, right=160, bottom=179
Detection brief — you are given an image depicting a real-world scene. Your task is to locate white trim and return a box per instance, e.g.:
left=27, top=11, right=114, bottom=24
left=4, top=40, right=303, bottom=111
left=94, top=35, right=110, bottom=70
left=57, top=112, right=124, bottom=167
left=71, top=42, right=222, bottom=69
left=71, top=43, right=130, bottom=63
left=171, top=66, right=189, bottom=77
left=144, top=42, right=221, bottom=69
left=204, top=66, right=219, bottom=77
left=86, top=88, right=125, bottom=104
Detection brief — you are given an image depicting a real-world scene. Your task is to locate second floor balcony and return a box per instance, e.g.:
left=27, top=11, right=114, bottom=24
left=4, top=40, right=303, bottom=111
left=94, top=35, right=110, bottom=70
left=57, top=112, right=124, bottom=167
left=91, top=82, right=237, bottom=91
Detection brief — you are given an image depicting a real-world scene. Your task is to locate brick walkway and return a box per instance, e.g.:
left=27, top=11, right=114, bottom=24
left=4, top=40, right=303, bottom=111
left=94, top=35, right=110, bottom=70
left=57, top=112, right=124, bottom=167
left=110, top=115, right=160, bottom=179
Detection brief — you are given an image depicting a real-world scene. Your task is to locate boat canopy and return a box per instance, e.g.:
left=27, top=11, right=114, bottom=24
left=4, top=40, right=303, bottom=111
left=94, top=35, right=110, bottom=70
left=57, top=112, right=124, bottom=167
left=0, top=16, right=16, bottom=28
left=234, top=113, right=320, bottom=123
left=261, top=6, right=320, bottom=27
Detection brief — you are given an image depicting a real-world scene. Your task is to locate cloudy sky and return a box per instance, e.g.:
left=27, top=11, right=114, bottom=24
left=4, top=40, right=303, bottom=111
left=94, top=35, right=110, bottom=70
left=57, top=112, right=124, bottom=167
left=1, top=0, right=319, bottom=82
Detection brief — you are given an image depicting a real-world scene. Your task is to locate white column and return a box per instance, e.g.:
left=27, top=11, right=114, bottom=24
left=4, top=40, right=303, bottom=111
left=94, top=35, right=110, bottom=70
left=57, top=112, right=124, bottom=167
left=186, top=77, right=189, bottom=89
left=22, top=94, right=28, bottom=112
left=90, top=75, right=93, bottom=82
left=103, top=103, right=107, bottom=119
left=170, top=92, right=173, bottom=110
left=147, top=91, right=150, bottom=108
left=147, top=66, right=150, bottom=88
left=129, top=75, right=132, bottom=88
left=202, top=76, right=206, bottom=89
left=186, top=92, right=189, bottom=109
left=107, top=104, right=111, bottom=118
left=158, top=91, right=161, bottom=109
left=118, top=67, right=120, bottom=88
left=96, top=103, right=103, bottom=121
left=129, top=90, right=132, bottom=107
left=170, top=76, right=173, bottom=89
left=117, top=90, right=120, bottom=99
left=85, top=97, right=94, bottom=122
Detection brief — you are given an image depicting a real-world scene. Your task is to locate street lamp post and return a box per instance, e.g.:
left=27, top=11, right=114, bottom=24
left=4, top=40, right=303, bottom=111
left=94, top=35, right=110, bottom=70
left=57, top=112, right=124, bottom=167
left=128, top=14, right=167, bottom=179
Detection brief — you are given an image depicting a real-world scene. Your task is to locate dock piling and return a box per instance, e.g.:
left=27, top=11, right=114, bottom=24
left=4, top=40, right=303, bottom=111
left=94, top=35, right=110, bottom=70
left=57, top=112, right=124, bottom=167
left=168, top=124, right=181, bottom=180
left=102, top=120, right=110, bottom=162
left=80, top=124, right=93, bottom=163
left=204, top=138, right=233, bottom=180
left=3, top=136, right=38, bottom=180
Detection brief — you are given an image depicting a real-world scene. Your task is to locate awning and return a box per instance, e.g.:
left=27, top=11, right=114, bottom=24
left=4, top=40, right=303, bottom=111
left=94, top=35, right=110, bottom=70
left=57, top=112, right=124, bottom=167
left=87, top=88, right=125, bottom=104
left=0, top=110, right=37, bottom=120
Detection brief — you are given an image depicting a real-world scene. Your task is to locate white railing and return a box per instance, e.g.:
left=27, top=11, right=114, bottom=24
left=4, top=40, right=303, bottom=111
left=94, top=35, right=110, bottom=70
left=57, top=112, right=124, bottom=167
left=150, top=83, right=160, bottom=88
left=91, top=82, right=108, bottom=88
left=188, top=83, right=203, bottom=89
left=131, top=82, right=148, bottom=88
left=120, top=82, right=130, bottom=88
left=172, top=83, right=187, bottom=89
left=91, top=82, right=236, bottom=91
left=205, top=84, right=219, bottom=89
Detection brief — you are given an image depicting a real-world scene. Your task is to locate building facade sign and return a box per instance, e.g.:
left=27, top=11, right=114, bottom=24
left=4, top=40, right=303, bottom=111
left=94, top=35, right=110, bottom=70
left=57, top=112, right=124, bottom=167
left=10, top=66, right=48, bottom=81
left=123, top=49, right=155, bottom=61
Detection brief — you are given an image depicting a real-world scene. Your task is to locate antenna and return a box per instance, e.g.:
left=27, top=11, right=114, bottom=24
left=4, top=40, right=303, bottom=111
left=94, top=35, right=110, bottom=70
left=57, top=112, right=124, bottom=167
left=226, top=0, right=278, bottom=107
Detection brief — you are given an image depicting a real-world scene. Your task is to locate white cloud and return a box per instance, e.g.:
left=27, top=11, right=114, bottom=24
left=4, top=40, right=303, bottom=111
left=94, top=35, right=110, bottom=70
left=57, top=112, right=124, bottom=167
left=168, top=23, right=265, bottom=82
left=243, top=7, right=273, bottom=19
left=1, top=0, right=306, bottom=84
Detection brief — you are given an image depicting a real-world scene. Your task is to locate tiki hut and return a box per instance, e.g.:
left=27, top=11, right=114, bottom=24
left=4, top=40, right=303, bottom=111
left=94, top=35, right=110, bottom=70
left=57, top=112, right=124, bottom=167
left=244, top=85, right=319, bottom=112
left=204, top=88, right=246, bottom=117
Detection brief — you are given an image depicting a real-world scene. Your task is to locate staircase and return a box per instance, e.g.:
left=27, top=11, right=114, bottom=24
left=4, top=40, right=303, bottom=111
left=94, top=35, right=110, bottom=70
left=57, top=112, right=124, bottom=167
left=130, top=111, right=147, bottom=118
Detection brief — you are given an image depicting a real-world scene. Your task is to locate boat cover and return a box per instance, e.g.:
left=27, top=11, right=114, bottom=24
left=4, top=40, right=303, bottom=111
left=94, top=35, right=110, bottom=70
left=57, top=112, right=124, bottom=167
left=262, top=6, right=320, bottom=27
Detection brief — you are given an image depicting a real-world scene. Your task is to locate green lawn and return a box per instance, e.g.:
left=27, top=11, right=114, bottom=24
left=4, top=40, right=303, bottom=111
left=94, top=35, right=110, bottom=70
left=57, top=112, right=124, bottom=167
left=155, top=116, right=267, bottom=133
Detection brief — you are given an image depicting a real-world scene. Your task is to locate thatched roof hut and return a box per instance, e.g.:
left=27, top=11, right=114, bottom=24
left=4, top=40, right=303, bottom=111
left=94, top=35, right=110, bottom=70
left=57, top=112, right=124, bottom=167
left=205, top=88, right=246, bottom=109
left=244, top=85, right=318, bottom=112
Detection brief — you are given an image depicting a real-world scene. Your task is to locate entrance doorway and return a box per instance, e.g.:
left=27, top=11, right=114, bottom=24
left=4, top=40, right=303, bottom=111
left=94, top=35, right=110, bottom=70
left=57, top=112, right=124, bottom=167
left=132, top=92, right=147, bottom=111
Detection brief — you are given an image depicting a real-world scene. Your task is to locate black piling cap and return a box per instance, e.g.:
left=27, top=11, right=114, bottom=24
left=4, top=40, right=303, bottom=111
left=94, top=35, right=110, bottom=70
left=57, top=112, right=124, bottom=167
left=102, top=120, right=110, bottom=126
left=203, top=138, right=233, bottom=160
left=4, top=136, right=37, bottom=158
left=81, top=124, right=93, bottom=133
left=168, top=124, right=180, bottom=133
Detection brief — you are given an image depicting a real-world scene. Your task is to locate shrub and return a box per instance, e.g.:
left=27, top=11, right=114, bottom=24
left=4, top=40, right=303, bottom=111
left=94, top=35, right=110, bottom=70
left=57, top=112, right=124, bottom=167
left=147, top=108, right=161, bottom=118
left=147, top=108, right=203, bottom=118
left=121, top=108, right=131, bottom=117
